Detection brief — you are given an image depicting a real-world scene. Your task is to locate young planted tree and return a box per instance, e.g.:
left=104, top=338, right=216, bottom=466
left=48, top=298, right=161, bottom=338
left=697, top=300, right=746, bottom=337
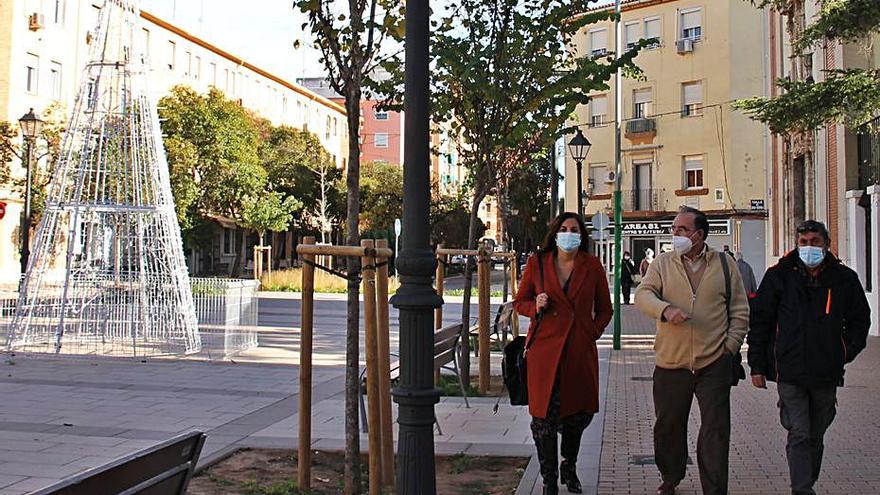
left=430, top=0, right=645, bottom=383
left=240, top=191, right=301, bottom=249
left=294, top=0, right=403, bottom=490
left=359, top=160, right=403, bottom=233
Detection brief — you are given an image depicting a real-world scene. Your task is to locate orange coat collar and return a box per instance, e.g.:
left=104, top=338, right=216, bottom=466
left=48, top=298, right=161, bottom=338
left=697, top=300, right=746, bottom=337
left=542, top=250, right=591, bottom=311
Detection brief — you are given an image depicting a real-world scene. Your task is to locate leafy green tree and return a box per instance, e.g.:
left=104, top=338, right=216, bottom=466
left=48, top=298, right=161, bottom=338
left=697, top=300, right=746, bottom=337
left=359, top=160, right=402, bottom=233
left=159, top=86, right=267, bottom=276
left=430, top=189, right=486, bottom=248
left=0, top=102, right=66, bottom=244
left=294, top=0, right=404, bottom=486
left=241, top=191, right=301, bottom=246
left=734, top=0, right=880, bottom=132
left=506, top=157, right=553, bottom=253
left=425, top=0, right=645, bottom=383
left=258, top=124, right=344, bottom=241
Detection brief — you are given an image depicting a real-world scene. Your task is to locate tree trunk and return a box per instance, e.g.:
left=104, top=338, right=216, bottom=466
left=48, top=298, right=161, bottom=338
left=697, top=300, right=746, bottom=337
left=459, top=187, right=487, bottom=388
left=231, top=228, right=247, bottom=278
left=343, top=84, right=363, bottom=495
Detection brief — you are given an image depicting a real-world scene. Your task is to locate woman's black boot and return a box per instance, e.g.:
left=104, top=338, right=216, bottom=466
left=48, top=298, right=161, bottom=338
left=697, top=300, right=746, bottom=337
left=532, top=422, right=559, bottom=495
left=560, top=459, right=582, bottom=493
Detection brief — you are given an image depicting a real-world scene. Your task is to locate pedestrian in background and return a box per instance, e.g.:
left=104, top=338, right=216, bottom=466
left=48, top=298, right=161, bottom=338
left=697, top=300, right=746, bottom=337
left=734, top=251, right=758, bottom=298
left=513, top=212, right=613, bottom=495
left=748, top=220, right=870, bottom=495
left=621, top=251, right=637, bottom=304
left=635, top=206, right=749, bottom=495
left=640, top=247, right=655, bottom=277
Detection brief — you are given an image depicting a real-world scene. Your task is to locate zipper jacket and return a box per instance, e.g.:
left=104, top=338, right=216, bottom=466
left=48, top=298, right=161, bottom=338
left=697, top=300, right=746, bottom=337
left=635, top=248, right=750, bottom=371
left=747, top=251, right=870, bottom=387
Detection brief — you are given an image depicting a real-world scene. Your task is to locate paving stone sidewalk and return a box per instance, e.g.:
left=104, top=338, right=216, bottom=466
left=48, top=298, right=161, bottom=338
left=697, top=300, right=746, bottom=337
left=596, top=335, right=880, bottom=495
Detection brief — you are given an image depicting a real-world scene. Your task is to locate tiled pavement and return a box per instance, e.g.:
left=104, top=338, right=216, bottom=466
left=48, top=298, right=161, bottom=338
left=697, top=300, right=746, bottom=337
left=1, top=304, right=879, bottom=494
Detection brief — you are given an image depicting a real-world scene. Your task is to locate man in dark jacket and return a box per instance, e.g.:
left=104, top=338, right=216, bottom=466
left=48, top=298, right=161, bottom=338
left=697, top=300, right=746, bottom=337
left=748, top=220, right=870, bottom=495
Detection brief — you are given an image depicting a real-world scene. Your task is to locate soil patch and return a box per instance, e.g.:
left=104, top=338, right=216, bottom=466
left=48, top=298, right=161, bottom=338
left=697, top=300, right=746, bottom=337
left=189, top=448, right=528, bottom=494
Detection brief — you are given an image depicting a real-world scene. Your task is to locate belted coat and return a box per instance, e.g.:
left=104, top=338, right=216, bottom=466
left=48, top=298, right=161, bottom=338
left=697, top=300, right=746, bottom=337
left=513, top=250, right=613, bottom=419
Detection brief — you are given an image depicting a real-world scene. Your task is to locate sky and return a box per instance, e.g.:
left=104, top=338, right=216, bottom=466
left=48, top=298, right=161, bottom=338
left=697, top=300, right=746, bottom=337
left=140, top=0, right=326, bottom=81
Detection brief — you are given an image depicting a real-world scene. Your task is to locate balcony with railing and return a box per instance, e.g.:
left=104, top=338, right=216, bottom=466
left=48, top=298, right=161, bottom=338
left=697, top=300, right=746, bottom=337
left=858, top=116, right=880, bottom=189
left=625, top=117, right=656, bottom=138
left=623, top=188, right=664, bottom=212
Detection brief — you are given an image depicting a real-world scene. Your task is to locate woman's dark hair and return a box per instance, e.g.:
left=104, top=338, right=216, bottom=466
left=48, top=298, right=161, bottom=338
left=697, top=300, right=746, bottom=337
left=541, top=212, right=589, bottom=254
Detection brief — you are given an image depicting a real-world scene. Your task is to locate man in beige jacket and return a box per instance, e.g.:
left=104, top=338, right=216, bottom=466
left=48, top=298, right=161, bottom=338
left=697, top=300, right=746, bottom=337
left=635, top=207, right=749, bottom=495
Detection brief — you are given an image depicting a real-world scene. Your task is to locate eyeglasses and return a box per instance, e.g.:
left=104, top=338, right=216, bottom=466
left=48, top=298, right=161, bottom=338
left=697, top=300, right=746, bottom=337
left=668, top=226, right=693, bottom=235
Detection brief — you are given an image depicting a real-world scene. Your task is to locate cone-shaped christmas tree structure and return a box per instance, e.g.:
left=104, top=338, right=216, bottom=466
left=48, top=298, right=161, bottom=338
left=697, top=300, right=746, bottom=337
left=6, top=0, right=200, bottom=356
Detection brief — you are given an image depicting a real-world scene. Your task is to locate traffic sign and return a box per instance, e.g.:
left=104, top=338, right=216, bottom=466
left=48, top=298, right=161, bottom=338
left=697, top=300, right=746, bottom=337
left=591, top=212, right=610, bottom=230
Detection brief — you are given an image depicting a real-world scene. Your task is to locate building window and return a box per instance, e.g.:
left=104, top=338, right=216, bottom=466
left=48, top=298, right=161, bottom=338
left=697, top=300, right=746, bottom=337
left=184, top=51, right=191, bottom=76
left=53, top=0, right=65, bottom=24
left=680, top=8, right=702, bottom=41
left=283, top=96, right=288, bottom=115
left=644, top=17, right=661, bottom=48
left=590, top=95, right=607, bottom=126
left=325, top=116, right=331, bottom=140
left=625, top=22, right=640, bottom=50
left=167, top=41, right=175, bottom=70
left=375, top=110, right=389, bottom=120
left=210, top=62, right=217, bottom=86
left=589, top=164, right=609, bottom=196
left=333, top=117, right=338, bottom=136
left=684, top=155, right=704, bottom=189
left=633, top=88, right=651, bottom=118
left=49, top=61, right=62, bottom=100
left=141, top=28, right=150, bottom=59
left=222, top=228, right=237, bottom=255
left=589, top=29, right=608, bottom=57
left=486, top=221, right=492, bottom=230
left=86, top=78, right=96, bottom=109
left=25, top=53, right=38, bottom=94
left=681, top=81, right=703, bottom=117
left=194, top=56, right=201, bottom=80
left=375, top=132, right=389, bottom=148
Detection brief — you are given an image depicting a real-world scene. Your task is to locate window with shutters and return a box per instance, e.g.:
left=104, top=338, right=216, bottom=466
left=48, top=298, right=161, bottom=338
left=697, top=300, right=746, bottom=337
left=680, top=9, right=702, bottom=41
left=633, top=89, right=652, bottom=118
left=590, top=95, right=608, bottom=126
left=167, top=41, right=176, bottom=70
left=589, top=29, right=608, bottom=57
left=50, top=62, right=62, bottom=100
left=625, top=22, right=640, bottom=50
left=684, top=155, right=704, bottom=189
left=681, top=81, right=703, bottom=117
left=375, top=133, right=389, bottom=148
left=644, top=17, right=661, bottom=48
left=25, top=53, right=39, bottom=94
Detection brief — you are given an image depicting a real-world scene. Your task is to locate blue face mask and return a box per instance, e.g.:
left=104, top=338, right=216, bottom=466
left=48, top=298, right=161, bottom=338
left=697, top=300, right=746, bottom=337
left=798, top=246, right=825, bottom=268
left=556, top=232, right=581, bottom=252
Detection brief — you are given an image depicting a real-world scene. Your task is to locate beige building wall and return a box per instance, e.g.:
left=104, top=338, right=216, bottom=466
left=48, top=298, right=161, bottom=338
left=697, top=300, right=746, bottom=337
left=0, top=0, right=348, bottom=282
left=566, top=0, right=768, bottom=271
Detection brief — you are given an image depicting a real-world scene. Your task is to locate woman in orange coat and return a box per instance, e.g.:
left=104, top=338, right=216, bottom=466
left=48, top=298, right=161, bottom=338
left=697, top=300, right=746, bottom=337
left=513, top=212, right=613, bottom=495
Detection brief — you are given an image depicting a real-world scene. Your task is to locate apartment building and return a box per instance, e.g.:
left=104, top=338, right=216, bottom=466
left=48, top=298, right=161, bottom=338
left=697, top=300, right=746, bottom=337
left=0, top=0, right=347, bottom=280
left=567, top=0, right=768, bottom=273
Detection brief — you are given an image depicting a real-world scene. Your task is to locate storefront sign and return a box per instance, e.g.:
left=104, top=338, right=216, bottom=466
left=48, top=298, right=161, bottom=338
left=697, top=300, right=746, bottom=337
left=750, top=199, right=765, bottom=210
left=586, top=219, right=731, bottom=236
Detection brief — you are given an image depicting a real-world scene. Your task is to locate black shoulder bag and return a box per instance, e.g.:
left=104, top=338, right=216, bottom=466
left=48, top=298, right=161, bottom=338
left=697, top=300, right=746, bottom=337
left=502, top=253, right=545, bottom=406
left=720, top=253, right=746, bottom=386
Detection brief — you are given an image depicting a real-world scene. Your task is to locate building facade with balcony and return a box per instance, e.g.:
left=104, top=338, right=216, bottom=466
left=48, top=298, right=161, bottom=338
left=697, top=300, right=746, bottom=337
left=566, top=0, right=769, bottom=274
left=0, top=0, right=348, bottom=281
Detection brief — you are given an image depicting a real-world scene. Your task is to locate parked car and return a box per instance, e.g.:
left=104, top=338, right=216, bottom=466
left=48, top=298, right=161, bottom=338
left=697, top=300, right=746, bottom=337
left=451, top=254, right=467, bottom=265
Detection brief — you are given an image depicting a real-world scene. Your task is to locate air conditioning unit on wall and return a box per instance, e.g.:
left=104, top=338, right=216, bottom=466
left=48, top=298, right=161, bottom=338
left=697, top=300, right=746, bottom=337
left=604, top=170, right=616, bottom=183
left=28, top=13, right=44, bottom=31
left=676, top=38, right=694, bottom=54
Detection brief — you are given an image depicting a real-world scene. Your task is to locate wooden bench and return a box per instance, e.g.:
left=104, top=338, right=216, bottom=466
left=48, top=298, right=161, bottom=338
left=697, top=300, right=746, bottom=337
left=32, top=431, right=206, bottom=495
left=360, top=322, right=469, bottom=435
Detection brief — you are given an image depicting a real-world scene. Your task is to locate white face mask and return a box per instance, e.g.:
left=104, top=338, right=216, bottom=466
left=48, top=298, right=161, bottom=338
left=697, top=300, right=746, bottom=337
left=672, top=235, right=693, bottom=255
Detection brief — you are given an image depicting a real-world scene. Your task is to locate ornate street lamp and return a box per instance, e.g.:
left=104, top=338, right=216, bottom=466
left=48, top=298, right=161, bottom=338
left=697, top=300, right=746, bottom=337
left=391, top=0, right=443, bottom=491
left=18, top=108, right=44, bottom=277
left=567, top=129, right=591, bottom=219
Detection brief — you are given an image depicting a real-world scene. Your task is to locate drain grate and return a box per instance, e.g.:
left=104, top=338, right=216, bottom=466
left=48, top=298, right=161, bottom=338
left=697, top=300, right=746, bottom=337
left=629, top=454, right=693, bottom=466
left=631, top=376, right=653, bottom=381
